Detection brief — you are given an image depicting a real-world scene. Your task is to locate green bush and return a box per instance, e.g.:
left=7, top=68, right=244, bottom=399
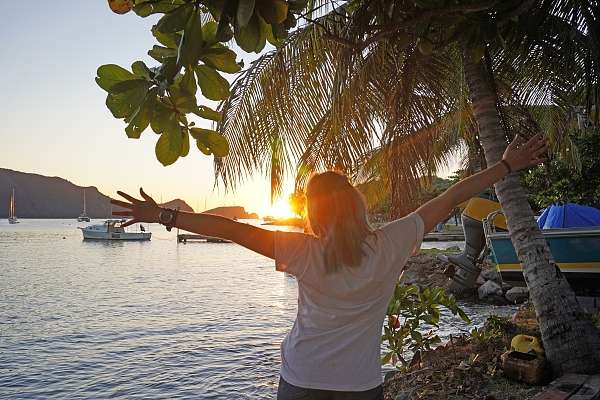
left=524, top=127, right=600, bottom=210
left=382, top=283, right=470, bottom=369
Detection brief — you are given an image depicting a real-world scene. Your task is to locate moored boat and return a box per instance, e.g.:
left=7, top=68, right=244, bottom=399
left=79, top=219, right=151, bottom=241
left=8, top=188, right=19, bottom=224
left=77, top=189, right=90, bottom=222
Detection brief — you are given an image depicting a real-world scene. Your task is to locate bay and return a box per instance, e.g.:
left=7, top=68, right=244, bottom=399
left=0, top=220, right=512, bottom=399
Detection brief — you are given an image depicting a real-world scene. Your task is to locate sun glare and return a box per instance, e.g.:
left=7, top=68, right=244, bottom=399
left=261, top=197, right=296, bottom=219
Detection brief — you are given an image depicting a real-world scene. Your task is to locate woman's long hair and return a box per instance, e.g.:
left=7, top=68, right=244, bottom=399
left=306, top=171, right=373, bottom=273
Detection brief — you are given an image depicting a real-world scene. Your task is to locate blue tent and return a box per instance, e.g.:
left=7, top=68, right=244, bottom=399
left=537, top=203, right=600, bottom=229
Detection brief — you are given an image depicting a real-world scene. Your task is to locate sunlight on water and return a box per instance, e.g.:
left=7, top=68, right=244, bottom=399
left=0, top=220, right=513, bottom=399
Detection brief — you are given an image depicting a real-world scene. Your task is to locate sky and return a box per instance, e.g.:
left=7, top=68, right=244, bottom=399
left=0, top=2, right=459, bottom=216
left=0, top=1, right=282, bottom=215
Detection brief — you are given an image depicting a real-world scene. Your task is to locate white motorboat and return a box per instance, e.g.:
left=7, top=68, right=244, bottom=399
left=79, top=219, right=151, bottom=241
left=77, top=189, right=90, bottom=222
left=8, top=188, right=19, bottom=224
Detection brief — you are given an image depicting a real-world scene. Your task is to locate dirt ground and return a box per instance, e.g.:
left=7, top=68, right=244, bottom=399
left=383, top=305, right=545, bottom=400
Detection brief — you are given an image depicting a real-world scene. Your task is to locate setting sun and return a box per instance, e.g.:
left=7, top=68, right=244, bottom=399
left=260, top=197, right=296, bottom=219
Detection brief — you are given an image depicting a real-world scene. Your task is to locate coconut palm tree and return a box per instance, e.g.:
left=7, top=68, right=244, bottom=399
left=215, top=1, right=600, bottom=374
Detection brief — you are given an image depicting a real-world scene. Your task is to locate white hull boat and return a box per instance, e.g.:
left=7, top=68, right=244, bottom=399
left=79, top=220, right=151, bottom=241
left=8, top=188, right=19, bottom=224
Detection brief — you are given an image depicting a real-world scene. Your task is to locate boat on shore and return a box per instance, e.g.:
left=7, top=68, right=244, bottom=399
left=446, top=196, right=600, bottom=295
left=484, top=205, right=600, bottom=294
left=8, top=188, right=19, bottom=224
left=77, top=189, right=90, bottom=222
left=79, top=219, right=151, bottom=241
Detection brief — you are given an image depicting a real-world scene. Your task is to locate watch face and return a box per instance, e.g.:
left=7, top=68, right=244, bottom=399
left=159, top=210, right=173, bottom=224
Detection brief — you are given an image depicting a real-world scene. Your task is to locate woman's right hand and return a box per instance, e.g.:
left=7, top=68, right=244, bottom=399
left=111, top=188, right=161, bottom=227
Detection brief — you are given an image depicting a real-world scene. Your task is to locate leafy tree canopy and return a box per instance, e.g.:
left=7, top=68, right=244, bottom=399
left=524, top=126, right=600, bottom=210
left=98, top=0, right=307, bottom=165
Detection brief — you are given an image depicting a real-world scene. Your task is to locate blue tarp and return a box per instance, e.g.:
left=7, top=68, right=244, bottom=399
left=537, top=203, right=600, bottom=229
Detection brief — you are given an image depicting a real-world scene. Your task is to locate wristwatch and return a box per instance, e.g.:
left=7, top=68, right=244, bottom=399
left=158, top=208, right=178, bottom=231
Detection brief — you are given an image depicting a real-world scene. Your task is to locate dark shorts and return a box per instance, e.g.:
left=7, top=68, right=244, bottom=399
left=277, top=376, right=383, bottom=400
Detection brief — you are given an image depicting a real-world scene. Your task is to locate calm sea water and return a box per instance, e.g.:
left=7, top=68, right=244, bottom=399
left=0, top=220, right=512, bottom=399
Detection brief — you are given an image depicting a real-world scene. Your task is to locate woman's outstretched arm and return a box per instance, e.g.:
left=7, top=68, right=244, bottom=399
left=415, top=134, right=548, bottom=234
left=111, top=192, right=275, bottom=259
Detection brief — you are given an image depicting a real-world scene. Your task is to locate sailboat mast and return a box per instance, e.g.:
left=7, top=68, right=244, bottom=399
left=83, top=189, right=86, bottom=214
left=10, top=188, right=15, bottom=218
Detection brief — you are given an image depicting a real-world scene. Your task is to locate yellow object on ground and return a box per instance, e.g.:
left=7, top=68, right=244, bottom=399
left=510, top=334, right=545, bottom=356
left=463, top=197, right=507, bottom=230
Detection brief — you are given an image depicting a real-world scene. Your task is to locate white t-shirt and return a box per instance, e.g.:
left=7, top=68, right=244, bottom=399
left=274, top=212, right=425, bottom=391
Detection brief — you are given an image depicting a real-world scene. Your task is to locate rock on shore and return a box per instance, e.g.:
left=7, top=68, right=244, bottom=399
left=400, top=250, right=529, bottom=305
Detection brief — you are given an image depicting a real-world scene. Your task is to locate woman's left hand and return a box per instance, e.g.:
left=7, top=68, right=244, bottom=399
left=502, top=134, right=548, bottom=172
left=111, top=188, right=161, bottom=227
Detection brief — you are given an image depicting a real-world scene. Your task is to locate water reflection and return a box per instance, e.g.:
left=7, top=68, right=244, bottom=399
left=0, top=220, right=506, bottom=399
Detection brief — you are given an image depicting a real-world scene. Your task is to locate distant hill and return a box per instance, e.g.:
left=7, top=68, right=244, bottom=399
left=0, top=168, right=193, bottom=218
left=160, top=199, right=194, bottom=212
left=203, top=206, right=258, bottom=220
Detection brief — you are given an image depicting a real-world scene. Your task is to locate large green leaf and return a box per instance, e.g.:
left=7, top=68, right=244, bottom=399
left=131, top=61, right=153, bottom=80
left=201, top=20, right=220, bottom=47
left=134, top=0, right=185, bottom=17
left=155, top=127, right=183, bottom=166
left=105, top=82, right=151, bottom=119
left=181, top=130, right=190, bottom=157
left=194, top=105, right=222, bottom=121
left=125, top=88, right=158, bottom=139
left=168, top=69, right=197, bottom=112
left=155, top=3, right=194, bottom=33
left=151, top=26, right=181, bottom=49
left=237, top=0, right=256, bottom=28
left=234, top=14, right=264, bottom=53
left=150, top=101, right=179, bottom=134
left=148, top=45, right=177, bottom=62
left=171, top=90, right=198, bottom=113
left=257, top=0, right=288, bottom=24
left=178, top=9, right=204, bottom=66
left=96, top=64, right=137, bottom=93
left=200, top=47, right=241, bottom=73
left=195, top=137, right=211, bottom=155
left=270, top=21, right=288, bottom=42
left=190, top=128, right=230, bottom=157
left=216, top=14, right=235, bottom=42
left=195, top=65, right=230, bottom=100
left=180, top=68, right=197, bottom=95
left=110, top=79, right=150, bottom=94
left=264, top=19, right=284, bottom=46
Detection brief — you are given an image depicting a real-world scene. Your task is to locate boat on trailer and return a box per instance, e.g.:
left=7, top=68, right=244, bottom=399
left=484, top=206, right=600, bottom=294
left=79, top=219, right=151, bottom=241
left=447, top=197, right=600, bottom=295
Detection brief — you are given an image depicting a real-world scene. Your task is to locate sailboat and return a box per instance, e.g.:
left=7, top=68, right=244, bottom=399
left=77, top=189, right=90, bottom=222
left=8, top=188, right=19, bottom=224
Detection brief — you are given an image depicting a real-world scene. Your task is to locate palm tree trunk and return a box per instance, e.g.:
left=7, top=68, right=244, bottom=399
left=463, top=54, right=600, bottom=375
